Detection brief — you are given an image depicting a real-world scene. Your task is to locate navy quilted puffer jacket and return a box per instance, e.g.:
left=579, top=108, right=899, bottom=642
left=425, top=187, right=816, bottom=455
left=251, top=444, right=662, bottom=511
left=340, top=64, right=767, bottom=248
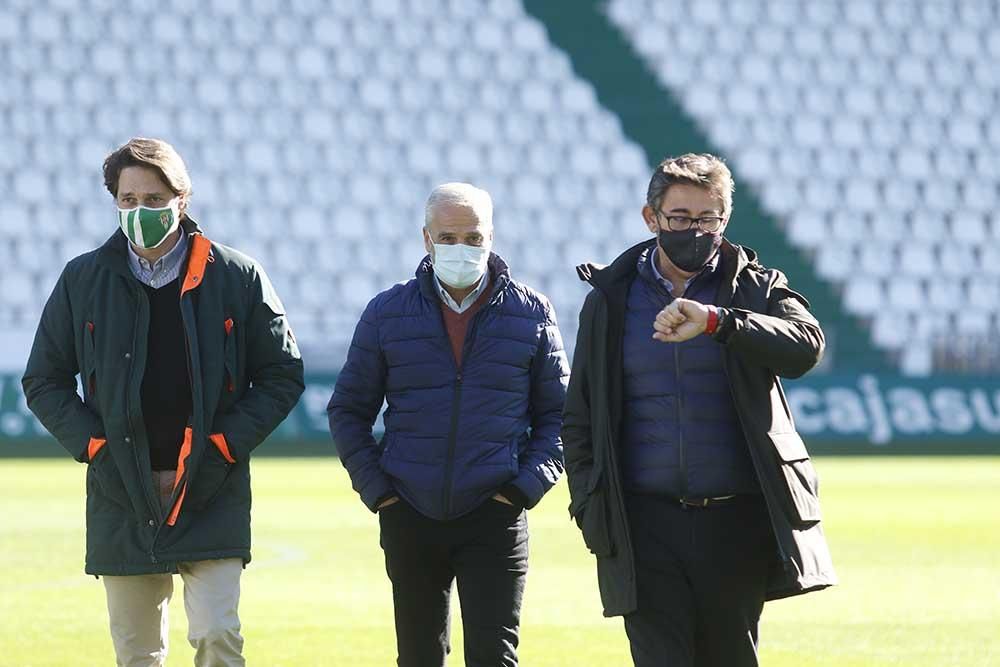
left=328, top=253, right=570, bottom=520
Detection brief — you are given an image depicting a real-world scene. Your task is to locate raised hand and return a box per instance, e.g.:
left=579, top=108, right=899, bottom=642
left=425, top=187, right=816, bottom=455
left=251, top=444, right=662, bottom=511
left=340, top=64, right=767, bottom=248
left=652, top=298, right=711, bottom=343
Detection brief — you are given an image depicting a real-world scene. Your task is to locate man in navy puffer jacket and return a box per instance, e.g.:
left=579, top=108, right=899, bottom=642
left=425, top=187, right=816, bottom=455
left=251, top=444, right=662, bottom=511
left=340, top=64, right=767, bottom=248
left=328, top=182, right=569, bottom=667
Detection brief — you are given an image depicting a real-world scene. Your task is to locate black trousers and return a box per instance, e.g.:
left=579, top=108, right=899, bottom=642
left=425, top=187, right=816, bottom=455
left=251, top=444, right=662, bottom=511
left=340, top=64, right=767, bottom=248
left=378, top=498, right=529, bottom=667
left=623, top=493, right=774, bottom=667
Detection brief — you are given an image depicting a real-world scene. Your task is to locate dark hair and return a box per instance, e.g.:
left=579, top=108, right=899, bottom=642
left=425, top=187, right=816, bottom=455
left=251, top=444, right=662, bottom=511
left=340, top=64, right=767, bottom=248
left=646, top=153, right=734, bottom=215
left=102, top=137, right=192, bottom=203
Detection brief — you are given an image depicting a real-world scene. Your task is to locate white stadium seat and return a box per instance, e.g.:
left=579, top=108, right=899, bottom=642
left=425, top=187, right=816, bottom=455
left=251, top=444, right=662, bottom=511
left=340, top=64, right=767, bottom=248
left=599, top=0, right=995, bottom=365
left=3, top=1, right=997, bottom=374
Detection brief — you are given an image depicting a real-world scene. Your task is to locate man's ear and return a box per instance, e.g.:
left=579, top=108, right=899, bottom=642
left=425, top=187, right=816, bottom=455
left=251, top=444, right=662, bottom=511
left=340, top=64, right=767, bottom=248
left=423, top=227, right=434, bottom=256
left=642, top=205, right=658, bottom=234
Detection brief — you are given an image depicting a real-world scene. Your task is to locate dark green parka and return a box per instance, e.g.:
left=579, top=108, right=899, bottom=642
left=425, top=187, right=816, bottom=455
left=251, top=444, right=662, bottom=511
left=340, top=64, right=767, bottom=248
left=22, top=219, right=304, bottom=575
left=563, top=238, right=837, bottom=617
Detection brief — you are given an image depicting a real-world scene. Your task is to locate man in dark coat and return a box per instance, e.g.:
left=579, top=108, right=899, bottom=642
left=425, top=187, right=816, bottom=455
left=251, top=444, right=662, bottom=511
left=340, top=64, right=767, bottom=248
left=563, top=153, right=836, bottom=667
left=328, top=182, right=569, bottom=667
left=22, top=137, right=304, bottom=667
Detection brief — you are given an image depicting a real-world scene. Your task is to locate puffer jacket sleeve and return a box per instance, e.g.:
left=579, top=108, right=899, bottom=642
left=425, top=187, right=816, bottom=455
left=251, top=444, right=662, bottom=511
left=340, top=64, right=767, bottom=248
left=210, top=265, right=305, bottom=459
left=22, top=266, right=104, bottom=462
left=327, top=295, right=395, bottom=512
left=507, top=297, right=570, bottom=508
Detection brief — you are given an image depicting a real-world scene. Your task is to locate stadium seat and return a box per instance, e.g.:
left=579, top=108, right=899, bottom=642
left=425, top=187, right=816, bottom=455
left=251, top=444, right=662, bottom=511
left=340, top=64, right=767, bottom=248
left=608, top=0, right=1000, bottom=373
left=7, top=0, right=993, bottom=376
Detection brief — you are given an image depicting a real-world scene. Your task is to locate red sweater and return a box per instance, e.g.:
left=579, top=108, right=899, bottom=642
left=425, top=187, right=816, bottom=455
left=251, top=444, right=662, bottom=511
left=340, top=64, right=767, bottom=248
left=440, top=281, right=492, bottom=366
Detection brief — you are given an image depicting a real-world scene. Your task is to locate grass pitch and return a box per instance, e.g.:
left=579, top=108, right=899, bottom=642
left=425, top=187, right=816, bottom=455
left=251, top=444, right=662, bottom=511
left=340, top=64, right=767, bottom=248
left=1, top=456, right=998, bottom=666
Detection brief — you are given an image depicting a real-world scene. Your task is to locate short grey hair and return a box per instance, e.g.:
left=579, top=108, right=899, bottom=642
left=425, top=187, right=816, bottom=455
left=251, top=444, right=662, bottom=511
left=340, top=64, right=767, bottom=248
left=424, top=182, right=494, bottom=228
left=646, top=153, right=734, bottom=216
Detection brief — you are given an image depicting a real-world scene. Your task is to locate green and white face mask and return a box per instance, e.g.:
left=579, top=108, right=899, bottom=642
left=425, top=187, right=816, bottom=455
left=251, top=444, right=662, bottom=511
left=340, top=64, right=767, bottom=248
left=117, top=201, right=180, bottom=249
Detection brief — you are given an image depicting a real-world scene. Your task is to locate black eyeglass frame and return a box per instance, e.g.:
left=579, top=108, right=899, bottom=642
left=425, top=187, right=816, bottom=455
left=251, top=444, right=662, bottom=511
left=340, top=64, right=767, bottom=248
left=654, top=210, right=726, bottom=233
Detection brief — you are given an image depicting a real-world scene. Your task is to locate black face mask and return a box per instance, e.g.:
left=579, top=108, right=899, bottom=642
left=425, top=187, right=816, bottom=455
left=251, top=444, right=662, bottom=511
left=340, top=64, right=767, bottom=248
left=657, top=228, right=722, bottom=273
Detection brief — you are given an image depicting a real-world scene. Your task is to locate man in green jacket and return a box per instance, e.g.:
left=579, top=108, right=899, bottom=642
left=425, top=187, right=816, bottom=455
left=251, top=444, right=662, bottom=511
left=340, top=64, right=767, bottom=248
left=563, top=153, right=835, bottom=666
left=22, top=137, right=304, bottom=667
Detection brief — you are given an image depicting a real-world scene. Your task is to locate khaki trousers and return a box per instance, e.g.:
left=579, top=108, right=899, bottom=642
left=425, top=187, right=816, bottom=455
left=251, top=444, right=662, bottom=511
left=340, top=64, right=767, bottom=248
left=102, top=470, right=245, bottom=667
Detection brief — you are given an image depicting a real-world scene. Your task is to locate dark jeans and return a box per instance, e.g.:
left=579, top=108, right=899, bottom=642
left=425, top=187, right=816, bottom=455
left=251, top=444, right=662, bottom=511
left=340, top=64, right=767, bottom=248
left=623, top=493, right=774, bottom=667
left=378, top=497, right=529, bottom=667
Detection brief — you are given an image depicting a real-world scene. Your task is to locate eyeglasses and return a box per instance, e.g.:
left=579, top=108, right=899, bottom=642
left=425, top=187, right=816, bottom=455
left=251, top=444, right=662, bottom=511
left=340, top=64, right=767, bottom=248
left=655, top=210, right=725, bottom=233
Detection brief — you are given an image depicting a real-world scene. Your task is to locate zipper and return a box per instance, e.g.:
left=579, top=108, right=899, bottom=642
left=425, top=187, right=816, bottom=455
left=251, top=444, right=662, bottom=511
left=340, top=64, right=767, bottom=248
left=441, top=371, right=464, bottom=517
left=673, top=277, right=700, bottom=503
left=672, top=267, right=713, bottom=505
left=128, top=287, right=161, bottom=530
left=439, top=290, right=492, bottom=518
left=150, top=285, right=198, bottom=561
left=674, top=343, right=687, bottom=502
left=162, top=288, right=198, bottom=526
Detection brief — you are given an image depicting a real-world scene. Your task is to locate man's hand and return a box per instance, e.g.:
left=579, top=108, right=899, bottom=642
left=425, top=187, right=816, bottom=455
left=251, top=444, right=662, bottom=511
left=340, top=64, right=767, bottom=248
left=653, top=299, right=711, bottom=343
left=492, top=493, right=513, bottom=505
left=376, top=496, right=400, bottom=510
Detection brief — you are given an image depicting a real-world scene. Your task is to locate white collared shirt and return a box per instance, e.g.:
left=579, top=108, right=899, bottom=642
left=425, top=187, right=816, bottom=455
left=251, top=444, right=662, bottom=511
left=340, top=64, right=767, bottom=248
left=435, top=271, right=490, bottom=314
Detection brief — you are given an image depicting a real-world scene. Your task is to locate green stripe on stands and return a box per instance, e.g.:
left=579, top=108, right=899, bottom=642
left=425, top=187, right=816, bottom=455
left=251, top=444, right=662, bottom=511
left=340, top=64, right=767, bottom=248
left=523, top=0, right=889, bottom=372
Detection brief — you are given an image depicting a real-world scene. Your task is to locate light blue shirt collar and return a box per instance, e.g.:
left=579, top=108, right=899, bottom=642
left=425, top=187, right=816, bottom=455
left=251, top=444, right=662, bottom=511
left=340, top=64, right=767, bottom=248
left=649, top=247, right=720, bottom=295
left=126, top=230, right=188, bottom=289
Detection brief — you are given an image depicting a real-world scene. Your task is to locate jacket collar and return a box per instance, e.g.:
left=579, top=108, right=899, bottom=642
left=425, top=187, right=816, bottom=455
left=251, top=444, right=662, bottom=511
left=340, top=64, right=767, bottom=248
left=637, top=243, right=722, bottom=295
left=416, top=251, right=512, bottom=305
left=578, top=236, right=755, bottom=302
left=96, top=216, right=207, bottom=283
left=575, top=238, right=653, bottom=292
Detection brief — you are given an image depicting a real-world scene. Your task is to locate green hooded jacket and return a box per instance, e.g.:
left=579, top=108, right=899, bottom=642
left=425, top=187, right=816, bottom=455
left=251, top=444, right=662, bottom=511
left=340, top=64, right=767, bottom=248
left=22, top=218, right=305, bottom=575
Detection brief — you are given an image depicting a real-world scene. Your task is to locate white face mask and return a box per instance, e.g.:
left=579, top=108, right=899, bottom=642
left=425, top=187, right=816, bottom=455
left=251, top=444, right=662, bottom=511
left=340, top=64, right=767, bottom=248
left=432, top=243, right=489, bottom=289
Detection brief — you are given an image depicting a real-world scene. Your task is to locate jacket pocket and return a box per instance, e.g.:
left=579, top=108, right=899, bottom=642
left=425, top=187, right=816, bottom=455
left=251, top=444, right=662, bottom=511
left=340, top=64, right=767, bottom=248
left=769, top=431, right=821, bottom=527
left=379, top=433, right=395, bottom=467
left=87, top=440, right=132, bottom=510
left=87, top=436, right=106, bottom=461
left=186, top=433, right=235, bottom=510
left=578, top=468, right=615, bottom=558
left=223, top=318, right=237, bottom=393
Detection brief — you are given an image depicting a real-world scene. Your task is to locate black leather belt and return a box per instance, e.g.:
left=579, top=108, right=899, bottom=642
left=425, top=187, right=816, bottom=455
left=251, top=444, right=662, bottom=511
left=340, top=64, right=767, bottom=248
left=625, top=492, right=756, bottom=509
left=677, top=495, right=739, bottom=509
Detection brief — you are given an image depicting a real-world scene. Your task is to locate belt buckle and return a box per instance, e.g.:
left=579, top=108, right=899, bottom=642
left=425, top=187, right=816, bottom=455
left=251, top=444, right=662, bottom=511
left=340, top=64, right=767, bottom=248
left=681, top=496, right=735, bottom=509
